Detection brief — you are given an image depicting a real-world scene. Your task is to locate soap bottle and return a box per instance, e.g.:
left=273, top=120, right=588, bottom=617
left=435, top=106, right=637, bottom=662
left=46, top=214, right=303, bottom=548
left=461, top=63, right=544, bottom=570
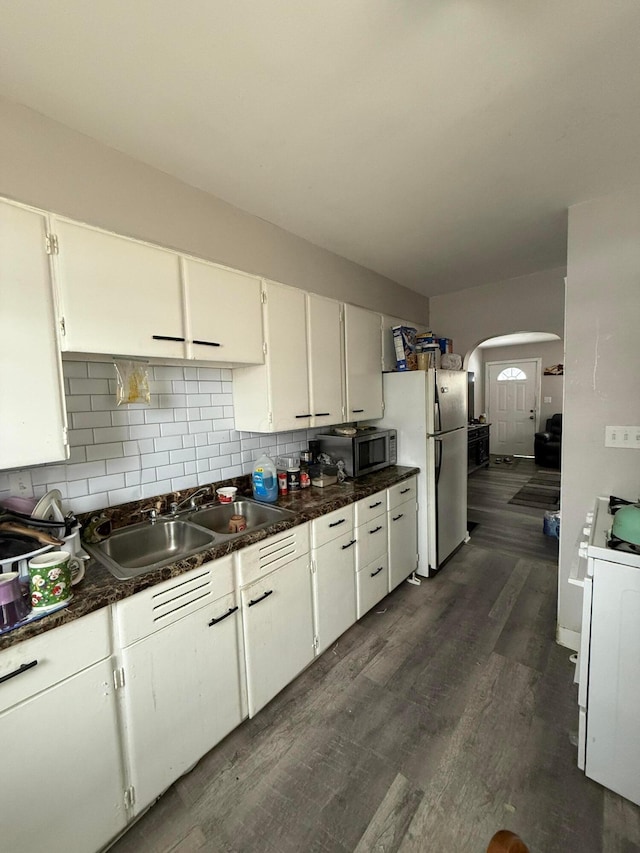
left=252, top=454, right=278, bottom=503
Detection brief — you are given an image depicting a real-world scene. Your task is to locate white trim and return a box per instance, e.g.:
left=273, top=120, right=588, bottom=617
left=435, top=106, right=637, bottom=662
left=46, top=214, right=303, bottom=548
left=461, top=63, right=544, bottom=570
left=556, top=625, right=580, bottom=652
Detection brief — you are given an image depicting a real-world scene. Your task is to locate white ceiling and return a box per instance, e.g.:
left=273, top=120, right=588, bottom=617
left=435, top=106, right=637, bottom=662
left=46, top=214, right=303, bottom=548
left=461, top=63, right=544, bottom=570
left=2, top=1, right=640, bottom=297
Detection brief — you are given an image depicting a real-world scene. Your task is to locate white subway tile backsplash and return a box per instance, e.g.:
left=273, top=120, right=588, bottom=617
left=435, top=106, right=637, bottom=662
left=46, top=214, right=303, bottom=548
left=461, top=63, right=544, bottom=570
left=130, top=424, right=161, bottom=440
left=88, top=473, right=126, bottom=494
left=141, top=451, right=170, bottom=469
left=1, top=359, right=320, bottom=513
left=86, top=442, right=125, bottom=462
left=108, top=486, right=143, bottom=505
left=71, top=411, right=112, bottom=430
left=66, top=395, right=91, bottom=413
left=106, top=457, right=142, bottom=475
left=88, top=363, right=116, bottom=379
left=69, top=378, right=110, bottom=395
left=93, top=426, right=130, bottom=444
left=63, top=361, right=89, bottom=378
left=160, top=422, right=189, bottom=437
left=169, top=448, right=196, bottom=464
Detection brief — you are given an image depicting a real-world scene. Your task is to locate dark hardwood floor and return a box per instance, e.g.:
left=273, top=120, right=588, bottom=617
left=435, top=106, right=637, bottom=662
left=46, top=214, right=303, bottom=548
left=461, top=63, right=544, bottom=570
left=109, top=459, right=640, bottom=853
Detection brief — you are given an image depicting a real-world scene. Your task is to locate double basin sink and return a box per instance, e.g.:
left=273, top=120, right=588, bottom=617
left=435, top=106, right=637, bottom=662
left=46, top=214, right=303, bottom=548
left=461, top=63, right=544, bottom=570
left=84, top=499, right=296, bottom=581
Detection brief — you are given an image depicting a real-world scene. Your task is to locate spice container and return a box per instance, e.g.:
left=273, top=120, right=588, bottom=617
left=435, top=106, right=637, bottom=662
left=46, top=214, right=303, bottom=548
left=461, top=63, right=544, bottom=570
left=300, top=450, right=312, bottom=489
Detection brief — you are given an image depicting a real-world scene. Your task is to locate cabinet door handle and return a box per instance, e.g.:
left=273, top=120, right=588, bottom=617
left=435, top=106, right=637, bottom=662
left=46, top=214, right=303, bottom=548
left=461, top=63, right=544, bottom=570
left=341, top=539, right=357, bottom=550
left=152, top=334, right=186, bottom=342
left=329, top=519, right=346, bottom=528
left=400, top=488, right=411, bottom=494
left=248, top=589, right=273, bottom=607
left=392, top=513, right=404, bottom=521
left=314, top=413, right=330, bottom=417
left=193, top=339, right=221, bottom=347
left=352, top=409, right=365, bottom=413
left=369, top=501, right=382, bottom=509
left=208, top=606, right=238, bottom=626
left=0, top=659, right=38, bottom=685
left=369, top=525, right=382, bottom=534
left=370, top=566, right=384, bottom=578
left=295, top=414, right=312, bottom=419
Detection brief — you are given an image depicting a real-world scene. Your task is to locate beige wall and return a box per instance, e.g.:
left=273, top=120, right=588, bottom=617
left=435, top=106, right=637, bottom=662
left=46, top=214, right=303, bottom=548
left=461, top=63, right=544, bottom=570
left=559, top=184, right=640, bottom=641
left=429, top=267, right=566, bottom=361
left=0, top=98, right=428, bottom=321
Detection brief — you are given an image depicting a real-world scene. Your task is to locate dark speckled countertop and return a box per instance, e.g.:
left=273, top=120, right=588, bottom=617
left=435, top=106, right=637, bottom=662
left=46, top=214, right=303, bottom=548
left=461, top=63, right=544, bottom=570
left=0, top=465, right=418, bottom=651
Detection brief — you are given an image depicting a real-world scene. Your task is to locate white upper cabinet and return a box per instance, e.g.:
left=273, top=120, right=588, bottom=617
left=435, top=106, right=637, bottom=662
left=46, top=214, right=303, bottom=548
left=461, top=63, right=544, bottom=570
left=54, top=219, right=185, bottom=359
left=0, top=200, right=68, bottom=468
left=306, top=293, right=344, bottom=428
left=52, top=220, right=265, bottom=364
left=183, top=257, right=263, bottom=363
left=344, top=304, right=383, bottom=421
left=233, top=280, right=311, bottom=432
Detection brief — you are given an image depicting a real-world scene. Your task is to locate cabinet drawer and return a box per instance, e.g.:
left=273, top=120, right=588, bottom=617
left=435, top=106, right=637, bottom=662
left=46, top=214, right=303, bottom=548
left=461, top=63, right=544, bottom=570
left=311, top=504, right=354, bottom=549
left=0, top=609, right=110, bottom=713
left=114, top=557, right=235, bottom=646
left=236, top=524, right=310, bottom=587
left=356, top=514, right=388, bottom=569
left=355, top=491, right=386, bottom=527
left=388, top=477, right=417, bottom=510
left=357, top=555, right=388, bottom=618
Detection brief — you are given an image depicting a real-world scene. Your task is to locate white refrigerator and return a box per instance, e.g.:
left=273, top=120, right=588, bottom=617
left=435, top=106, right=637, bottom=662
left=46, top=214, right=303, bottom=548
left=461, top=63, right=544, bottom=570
left=380, top=369, right=468, bottom=576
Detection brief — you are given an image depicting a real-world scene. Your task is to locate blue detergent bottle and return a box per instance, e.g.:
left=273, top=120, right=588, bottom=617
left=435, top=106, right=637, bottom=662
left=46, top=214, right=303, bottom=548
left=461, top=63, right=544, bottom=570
left=251, top=454, right=278, bottom=503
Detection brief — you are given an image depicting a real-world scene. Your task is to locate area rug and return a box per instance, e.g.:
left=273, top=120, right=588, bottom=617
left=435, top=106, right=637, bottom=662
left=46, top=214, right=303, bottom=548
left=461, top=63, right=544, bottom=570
left=508, top=471, right=560, bottom=509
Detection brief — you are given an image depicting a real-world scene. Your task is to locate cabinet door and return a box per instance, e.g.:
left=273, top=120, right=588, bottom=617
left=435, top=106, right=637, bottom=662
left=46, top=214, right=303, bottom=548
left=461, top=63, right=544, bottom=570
left=312, top=529, right=357, bottom=654
left=307, top=293, right=344, bottom=428
left=185, top=258, right=264, bottom=363
left=119, top=592, right=245, bottom=814
left=241, top=553, right=314, bottom=716
left=344, top=304, right=383, bottom=421
left=54, top=219, right=184, bottom=358
left=2, top=659, right=126, bottom=853
left=265, top=281, right=311, bottom=431
left=0, top=201, right=67, bottom=468
left=388, top=498, right=418, bottom=591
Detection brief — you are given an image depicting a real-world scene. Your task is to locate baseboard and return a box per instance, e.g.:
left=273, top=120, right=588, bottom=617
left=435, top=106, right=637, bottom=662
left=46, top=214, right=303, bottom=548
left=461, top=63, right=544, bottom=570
left=556, top=626, right=580, bottom=652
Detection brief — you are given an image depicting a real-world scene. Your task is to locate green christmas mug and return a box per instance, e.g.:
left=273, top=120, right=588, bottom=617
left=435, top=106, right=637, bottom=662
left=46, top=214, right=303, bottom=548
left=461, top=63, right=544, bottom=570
left=28, top=550, right=85, bottom=610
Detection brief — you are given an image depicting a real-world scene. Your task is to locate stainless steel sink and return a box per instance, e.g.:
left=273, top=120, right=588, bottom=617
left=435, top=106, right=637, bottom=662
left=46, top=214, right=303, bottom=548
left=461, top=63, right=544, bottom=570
left=84, top=519, right=217, bottom=580
left=187, top=498, right=295, bottom=536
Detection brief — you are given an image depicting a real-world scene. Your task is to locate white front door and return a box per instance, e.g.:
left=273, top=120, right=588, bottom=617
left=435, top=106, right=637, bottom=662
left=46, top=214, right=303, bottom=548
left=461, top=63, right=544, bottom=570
left=486, top=359, right=539, bottom=456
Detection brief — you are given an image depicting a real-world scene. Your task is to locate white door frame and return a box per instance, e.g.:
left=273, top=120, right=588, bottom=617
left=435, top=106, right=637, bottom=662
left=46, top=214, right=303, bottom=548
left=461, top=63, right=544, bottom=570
left=485, top=357, right=542, bottom=454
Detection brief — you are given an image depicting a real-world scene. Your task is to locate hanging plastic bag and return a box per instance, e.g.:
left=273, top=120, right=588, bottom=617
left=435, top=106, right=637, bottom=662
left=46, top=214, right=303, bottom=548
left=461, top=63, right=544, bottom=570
left=114, top=359, right=150, bottom=406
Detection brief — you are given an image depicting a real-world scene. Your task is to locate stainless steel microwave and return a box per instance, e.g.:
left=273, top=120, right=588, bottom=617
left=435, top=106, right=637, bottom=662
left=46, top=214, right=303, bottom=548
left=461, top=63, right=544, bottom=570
left=315, top=428, right=397, bottom=478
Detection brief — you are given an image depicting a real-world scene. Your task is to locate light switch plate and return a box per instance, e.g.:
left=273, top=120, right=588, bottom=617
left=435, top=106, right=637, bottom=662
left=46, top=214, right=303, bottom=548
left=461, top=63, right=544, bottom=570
left=544, top=396, right=552, bottom=404
left=9, top=470, right=34, bottom=497
left=605, top=426, right=640, bottom=449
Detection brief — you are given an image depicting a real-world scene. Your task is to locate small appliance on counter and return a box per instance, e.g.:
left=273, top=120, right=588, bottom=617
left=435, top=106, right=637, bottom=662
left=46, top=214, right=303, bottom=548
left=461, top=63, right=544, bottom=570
left=315, top=427, right=397, bottom=478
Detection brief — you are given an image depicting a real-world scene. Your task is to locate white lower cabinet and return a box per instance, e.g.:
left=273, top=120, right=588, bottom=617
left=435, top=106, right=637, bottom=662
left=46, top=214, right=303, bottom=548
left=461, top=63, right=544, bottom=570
left=388, top=478, right=418, bottom=591
left=0, top=610, right=126, bottom=853
left=237, top=525, right=314, bottom=716
left=357, top=554, right=389, bottom=618
left=355, top=490, right=389, bottom=617
left=311, top=505, right=357, bottom=654
left=113, top=559, right=246, bottom=815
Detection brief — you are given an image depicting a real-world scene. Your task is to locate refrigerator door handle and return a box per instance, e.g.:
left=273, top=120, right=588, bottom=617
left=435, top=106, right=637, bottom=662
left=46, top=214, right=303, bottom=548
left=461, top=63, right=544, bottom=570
left=434, top=437, right=443, bottom=485
left=434, top=382, right=442, bottom=433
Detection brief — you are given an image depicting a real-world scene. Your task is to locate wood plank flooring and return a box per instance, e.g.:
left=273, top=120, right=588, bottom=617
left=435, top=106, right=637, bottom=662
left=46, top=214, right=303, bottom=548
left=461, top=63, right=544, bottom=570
left=109, top=460, right=640, bottom=853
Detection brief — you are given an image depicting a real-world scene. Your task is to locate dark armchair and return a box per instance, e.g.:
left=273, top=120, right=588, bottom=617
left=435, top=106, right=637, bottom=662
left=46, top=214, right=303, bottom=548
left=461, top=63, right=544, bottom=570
left=534, top=414, right=562, bottom=468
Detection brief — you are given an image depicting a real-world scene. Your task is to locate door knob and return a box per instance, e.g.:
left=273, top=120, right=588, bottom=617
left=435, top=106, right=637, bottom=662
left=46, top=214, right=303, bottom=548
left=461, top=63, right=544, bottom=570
left=529, top=415, right=534, bottom=420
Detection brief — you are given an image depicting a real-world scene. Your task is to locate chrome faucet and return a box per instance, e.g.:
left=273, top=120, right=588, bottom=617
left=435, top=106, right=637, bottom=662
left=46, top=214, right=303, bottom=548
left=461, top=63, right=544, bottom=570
left=168, top=486, right=211, bottom=516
